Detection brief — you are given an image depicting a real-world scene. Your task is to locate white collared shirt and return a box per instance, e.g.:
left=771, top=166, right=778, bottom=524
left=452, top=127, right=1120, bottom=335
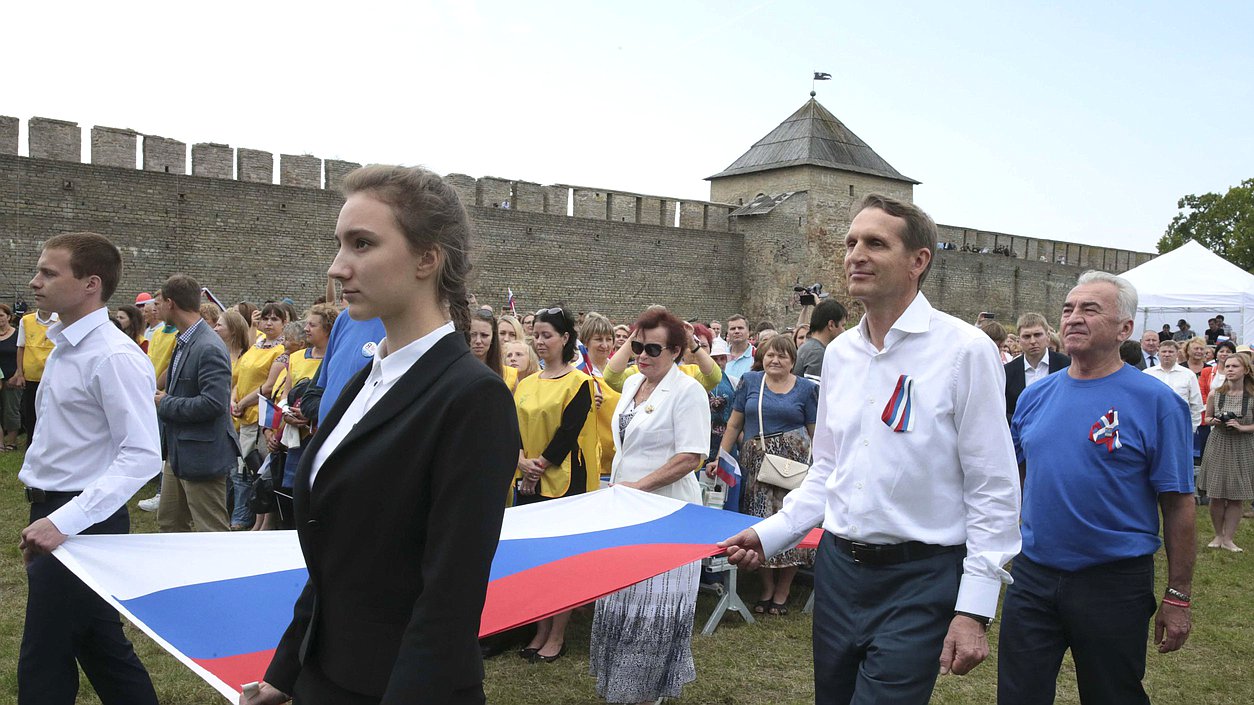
left=1023, top=350, right=1052, bottom=388
left=310, top=322, right=455, bottom=488
left=754, top=292, right=1022, bottom=619
left=17, top=307, right=161, bottom=536
left=1143, top=364, right=1203, bottom=430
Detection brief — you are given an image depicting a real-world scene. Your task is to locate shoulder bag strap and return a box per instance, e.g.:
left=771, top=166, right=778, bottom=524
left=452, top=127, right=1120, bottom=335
left=758, top=373, right=768, bottom=453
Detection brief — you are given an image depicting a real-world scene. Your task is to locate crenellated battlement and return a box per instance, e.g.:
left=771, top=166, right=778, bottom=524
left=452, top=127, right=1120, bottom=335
left=0, top=110, right=1157, bottom=326
left=1, top=115, right=739, bottom=233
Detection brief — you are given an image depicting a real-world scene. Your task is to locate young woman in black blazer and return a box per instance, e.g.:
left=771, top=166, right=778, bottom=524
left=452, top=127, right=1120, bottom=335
left=243, top=166, right=520, bottom=705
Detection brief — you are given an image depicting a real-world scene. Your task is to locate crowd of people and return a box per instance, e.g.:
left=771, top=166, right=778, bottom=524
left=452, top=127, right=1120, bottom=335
left=11, top=167, right=1254, bottom=705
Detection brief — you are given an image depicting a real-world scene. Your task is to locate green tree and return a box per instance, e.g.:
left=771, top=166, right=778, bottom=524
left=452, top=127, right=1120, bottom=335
left=1158, top=178, right=1254, bottom=272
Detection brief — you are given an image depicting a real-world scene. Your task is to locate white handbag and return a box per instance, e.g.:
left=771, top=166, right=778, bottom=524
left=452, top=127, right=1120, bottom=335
left=753, top=373, right=811, bottom=491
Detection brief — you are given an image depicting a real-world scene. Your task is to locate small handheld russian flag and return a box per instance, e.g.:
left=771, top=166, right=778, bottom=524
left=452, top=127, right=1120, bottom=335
left=258, top=395, right=284, bottom=430
left=716, top=448, right=740, bottom=487
left=574, top=340, right=603, bottom=395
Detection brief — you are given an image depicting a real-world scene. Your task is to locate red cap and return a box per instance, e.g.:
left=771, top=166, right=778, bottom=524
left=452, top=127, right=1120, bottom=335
left=135, top=292, right=155, bottom=306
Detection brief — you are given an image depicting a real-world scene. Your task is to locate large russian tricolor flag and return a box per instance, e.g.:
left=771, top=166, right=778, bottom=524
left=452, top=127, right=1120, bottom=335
left=53, top=486, right=766, bottom=700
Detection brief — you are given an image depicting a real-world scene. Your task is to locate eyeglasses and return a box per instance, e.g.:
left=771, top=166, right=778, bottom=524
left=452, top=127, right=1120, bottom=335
left=631, top=340, right=667, bottom=357
left=536, top=307, right=564, bottom=316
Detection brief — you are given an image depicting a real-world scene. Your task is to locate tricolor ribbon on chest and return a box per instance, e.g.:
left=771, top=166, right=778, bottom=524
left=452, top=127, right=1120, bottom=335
left=881, top=374, right=915, bottom=432
left=1090, top=407, right=1122, bottom=452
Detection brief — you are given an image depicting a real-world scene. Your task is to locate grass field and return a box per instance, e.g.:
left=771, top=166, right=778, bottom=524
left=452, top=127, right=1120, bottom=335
left=1, top=449, right=1251, bottom=704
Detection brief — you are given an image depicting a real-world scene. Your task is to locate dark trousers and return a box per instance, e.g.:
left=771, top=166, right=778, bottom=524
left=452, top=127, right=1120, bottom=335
left=21, top=380, right=39, bottom=443
left=812, top=531, right=964, bottom=705
left=19, top=497, right=158, bottom=705
left=997, top=554, right=1155, bottom=705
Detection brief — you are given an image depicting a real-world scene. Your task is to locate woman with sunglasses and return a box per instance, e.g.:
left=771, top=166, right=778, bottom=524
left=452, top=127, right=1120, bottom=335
left=603, top=317, right=722, bottom=394
left=591, top=308, right=711, bottom=704
left=242, top=165, right=519, bottom=705
left=513, top=305, right=600, bottom=663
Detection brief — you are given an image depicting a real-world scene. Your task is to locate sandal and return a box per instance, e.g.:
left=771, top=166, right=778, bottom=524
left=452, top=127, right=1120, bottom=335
left=753, top=599, right=771, bottom=615
left=768, top=601, right=789, bottom=616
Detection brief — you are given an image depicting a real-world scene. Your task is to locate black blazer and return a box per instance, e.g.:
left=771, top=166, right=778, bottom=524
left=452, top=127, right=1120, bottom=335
left=264, top=332, right=520, bottom=704
left=1004, top=351, right=1071, bottom=424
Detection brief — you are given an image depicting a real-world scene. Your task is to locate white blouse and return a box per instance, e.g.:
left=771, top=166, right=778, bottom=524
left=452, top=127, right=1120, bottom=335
left=610, top=364, right=711, bottom=505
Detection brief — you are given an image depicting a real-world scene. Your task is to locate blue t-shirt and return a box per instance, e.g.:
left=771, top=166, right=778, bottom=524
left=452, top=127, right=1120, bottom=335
left=732, top=371, right=819, bottom=439
left=1012, top=363, right=1194, bottom=571
left=315, top=314, right=386, bottom=425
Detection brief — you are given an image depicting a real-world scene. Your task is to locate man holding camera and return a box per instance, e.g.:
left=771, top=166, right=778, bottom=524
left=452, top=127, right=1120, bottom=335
left=793, top=299, right=847, bottom=380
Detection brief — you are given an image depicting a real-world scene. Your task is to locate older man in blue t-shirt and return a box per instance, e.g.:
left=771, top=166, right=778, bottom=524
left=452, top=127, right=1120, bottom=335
left=1000, top=271, right=1196, bottom=705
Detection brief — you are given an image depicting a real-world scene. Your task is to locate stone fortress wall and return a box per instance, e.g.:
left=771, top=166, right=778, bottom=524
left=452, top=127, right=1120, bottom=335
left=0, top=115, right=1153, bottom=327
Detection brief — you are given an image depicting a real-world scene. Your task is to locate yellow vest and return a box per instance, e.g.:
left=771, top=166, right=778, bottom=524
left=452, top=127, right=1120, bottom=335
left=235, top=342, right=286, bottom=426
left=274, top=348, right=323, bottom=401
left=20, top=312, right=56, bottom=381
left=147, top=324, right=178, bottom=381
left=514, top=370, right=601, bottom=498
left=502, top=364, right=519, bottom=391
left=590, top=374, right=621, bottom=475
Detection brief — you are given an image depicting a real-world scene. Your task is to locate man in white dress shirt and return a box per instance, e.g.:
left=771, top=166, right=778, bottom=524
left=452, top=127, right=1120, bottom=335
left=720, top=194, right=1021, bottom=704
left=1142, top=339, right=1204, bottom=430
left=17, top=232, right=161, bottom=705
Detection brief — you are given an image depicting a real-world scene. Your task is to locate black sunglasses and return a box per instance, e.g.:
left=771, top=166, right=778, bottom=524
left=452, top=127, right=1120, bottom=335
left=536, top=307, right=564, bottom=316
left=631, top=340, right=667, bottom=358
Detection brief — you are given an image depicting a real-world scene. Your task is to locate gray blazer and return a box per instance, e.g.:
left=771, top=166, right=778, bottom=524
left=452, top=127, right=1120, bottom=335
left=156, top=321, right=240, bottom=480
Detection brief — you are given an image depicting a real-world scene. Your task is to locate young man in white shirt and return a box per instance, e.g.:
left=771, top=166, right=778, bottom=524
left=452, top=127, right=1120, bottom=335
left=1143, top=339, right=1204, bottom=430
left=720, top=194, right=1021, bottom=704
left=17, top=232, right=161, bottom=705
left=1004, top=312, right=1071, bottom=424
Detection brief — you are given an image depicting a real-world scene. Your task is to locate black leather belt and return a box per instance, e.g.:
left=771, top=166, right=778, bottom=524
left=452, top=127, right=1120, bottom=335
left=24, top=488, right=82, bottom=504
left=830, top=534, right=958, bottom=566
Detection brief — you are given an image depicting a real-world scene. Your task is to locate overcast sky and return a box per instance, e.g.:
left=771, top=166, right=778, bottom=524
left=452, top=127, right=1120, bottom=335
left=5, top=1, right=1251, bottom=253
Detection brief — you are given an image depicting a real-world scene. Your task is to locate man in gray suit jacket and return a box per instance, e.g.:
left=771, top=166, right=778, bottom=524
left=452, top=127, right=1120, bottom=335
left=154, top=275, right=236, bottom=532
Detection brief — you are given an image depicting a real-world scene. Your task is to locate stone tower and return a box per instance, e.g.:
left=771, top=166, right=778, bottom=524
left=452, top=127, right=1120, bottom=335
left=708, top=95, right=918, bottom=325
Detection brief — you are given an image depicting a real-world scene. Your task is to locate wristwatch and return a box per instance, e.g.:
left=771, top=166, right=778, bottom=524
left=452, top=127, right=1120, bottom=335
left=955, top=611, right=992, bottom=630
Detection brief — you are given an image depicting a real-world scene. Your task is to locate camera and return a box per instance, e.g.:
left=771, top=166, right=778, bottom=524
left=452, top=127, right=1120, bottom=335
left=1214, top=411, right=1238, bottom=423
left=793, top=283, right=828, bottom=307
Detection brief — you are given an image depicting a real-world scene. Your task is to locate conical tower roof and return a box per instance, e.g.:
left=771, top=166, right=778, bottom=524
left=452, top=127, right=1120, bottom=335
left=707, top=97, right=918, bottom=184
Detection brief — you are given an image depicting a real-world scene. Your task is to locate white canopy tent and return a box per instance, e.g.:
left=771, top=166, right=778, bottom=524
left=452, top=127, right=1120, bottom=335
left=1121, top=240, right=1254, bottom=344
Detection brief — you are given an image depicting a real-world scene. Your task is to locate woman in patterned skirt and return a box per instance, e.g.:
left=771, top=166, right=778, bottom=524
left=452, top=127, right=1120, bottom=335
left=591, top=308, right=711, bottom=704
